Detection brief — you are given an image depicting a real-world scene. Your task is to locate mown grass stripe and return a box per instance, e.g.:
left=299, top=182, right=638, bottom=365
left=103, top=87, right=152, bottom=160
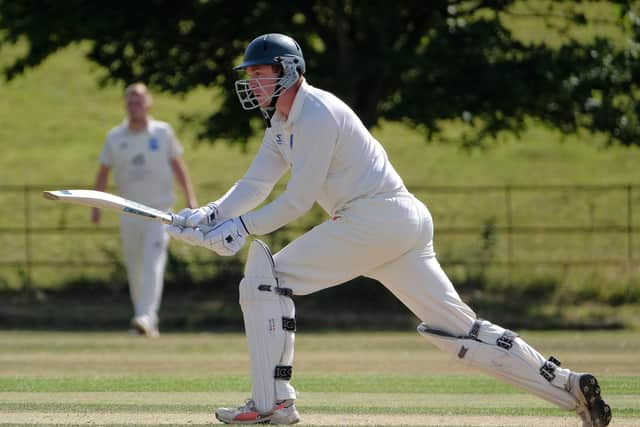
left=0, top=401, right=638, bottom=417
left=0, top=374, right=636, bottom=394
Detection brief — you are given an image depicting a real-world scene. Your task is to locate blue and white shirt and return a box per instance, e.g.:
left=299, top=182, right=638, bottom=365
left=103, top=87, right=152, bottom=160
left=99, top=119, right=183, bottom=210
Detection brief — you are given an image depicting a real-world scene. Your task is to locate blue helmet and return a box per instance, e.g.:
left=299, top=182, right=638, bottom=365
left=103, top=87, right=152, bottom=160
left=234, top=33, right=305, bottom=74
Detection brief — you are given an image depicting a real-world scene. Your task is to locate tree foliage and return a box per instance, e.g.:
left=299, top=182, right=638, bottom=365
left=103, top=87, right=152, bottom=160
left=1, top=0, right=639, bottom=146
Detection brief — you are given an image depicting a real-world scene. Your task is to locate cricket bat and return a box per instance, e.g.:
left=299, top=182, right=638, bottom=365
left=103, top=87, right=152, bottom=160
left=43, top=189, right=187, bottom=226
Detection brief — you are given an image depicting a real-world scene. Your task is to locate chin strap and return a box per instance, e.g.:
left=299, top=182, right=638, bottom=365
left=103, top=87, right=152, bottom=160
left=260, top=68, right=287, bottom=128
left=260, top=89, right=280, bottom=128
left=261, top=106, right=275, bottom=128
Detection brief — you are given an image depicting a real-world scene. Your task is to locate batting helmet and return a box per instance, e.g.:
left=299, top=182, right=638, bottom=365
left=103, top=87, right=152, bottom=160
left=234, top=33, right=305, bottom=74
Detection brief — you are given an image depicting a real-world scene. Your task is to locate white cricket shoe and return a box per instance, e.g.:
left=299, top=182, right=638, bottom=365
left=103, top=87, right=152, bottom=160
left=569, top=373, right=612, bottom=427
left=129, top=315, right=159, bottom=338
left=215, top=399, right=299, bottom=425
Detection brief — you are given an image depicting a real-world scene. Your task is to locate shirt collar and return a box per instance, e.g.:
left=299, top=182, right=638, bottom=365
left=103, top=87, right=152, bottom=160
left=123, top=117, right=152, bottom=134
left=272, top=80, right=308, bottom=129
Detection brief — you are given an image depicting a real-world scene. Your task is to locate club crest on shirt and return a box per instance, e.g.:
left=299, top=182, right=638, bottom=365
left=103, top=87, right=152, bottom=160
left=148, top=137, right=159, bottom=151
left=119, top=141, right=128, bottom=150
left=275, top=134, right=283, bottom=144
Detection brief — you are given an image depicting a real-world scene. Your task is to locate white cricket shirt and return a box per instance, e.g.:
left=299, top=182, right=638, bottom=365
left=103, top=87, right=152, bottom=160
left=99, top=119, right=183, bottom=210
left=215, top=80, right=407, bottom=235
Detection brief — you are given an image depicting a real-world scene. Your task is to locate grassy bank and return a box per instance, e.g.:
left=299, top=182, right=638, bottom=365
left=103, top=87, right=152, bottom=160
left=1, top=44, right=639, bottom=328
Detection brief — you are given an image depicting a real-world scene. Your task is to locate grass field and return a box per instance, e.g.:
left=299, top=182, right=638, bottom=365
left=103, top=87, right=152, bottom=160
left=1, top=330, right=638, bottom=426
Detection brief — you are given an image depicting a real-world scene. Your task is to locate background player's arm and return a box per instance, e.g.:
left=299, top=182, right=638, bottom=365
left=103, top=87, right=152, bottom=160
left=92, top=164, right=111, bottom=224
left=171, top=156, right=198, bottom=208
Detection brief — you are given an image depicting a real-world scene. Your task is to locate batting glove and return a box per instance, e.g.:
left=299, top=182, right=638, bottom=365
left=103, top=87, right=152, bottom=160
left=167, top=224, right=207, bottom=247
left=183, top=203, right=219, bottom=227
left=202, top=217, right=250, bottom=256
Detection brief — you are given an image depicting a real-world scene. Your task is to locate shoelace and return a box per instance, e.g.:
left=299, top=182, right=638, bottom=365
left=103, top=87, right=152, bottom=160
left=240, top=399, right=257, bottom=412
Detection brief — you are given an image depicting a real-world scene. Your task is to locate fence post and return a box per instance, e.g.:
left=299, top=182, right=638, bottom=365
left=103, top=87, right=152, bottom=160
left=505, top=185, right=513, bottom=281
left=24, top=185, right=32, bottom=293
left=628, top=184, right=633, bottom=265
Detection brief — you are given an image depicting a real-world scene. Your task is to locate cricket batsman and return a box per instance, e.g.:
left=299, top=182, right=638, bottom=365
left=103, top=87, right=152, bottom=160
left=168, top=33, right=612, bottom=426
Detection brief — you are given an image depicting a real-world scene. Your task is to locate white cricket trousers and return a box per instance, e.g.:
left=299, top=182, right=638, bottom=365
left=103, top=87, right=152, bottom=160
left=119, top=215, right=169, bottom=323
left=270, top=193, right=580, bottom=412
left=274, top=192, right=475, bottom=335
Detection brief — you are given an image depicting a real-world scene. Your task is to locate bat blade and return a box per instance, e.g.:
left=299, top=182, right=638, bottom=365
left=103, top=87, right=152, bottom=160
left=42, top=189, right=181, bottom=225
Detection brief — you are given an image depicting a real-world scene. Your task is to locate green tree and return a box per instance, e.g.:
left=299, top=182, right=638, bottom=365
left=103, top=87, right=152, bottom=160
left=1, top=0, right=638, bottom=146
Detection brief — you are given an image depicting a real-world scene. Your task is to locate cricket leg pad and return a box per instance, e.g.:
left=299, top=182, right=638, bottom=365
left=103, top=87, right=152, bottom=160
left=239, top=239, right=296, bottom=414
left=418, top=320, right=578, bottom=410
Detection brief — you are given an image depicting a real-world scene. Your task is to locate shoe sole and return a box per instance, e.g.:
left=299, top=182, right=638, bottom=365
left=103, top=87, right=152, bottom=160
left=214, top=411, right=299, bottom=425
left=215, top=411, right=270, bottom=425
left=579, top=374, right=612, bottom=427
left=130, top=320, right=159, bottom=338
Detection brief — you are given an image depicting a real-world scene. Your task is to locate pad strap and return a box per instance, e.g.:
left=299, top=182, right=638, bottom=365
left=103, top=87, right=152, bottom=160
left=276, top=287, right=294, bottom=298
left=468, top=319, right=482, bottom=340
left=256, top=284, right=293, bottom=298
left=275, top=365, right=292, bottom=380
left=540, top=356, right=562, bottom=382
left=497, top=330, right=518, bottom=350
left=467, top=319, right=518, bottom=350
left=282, top=317, right=296, bottom=332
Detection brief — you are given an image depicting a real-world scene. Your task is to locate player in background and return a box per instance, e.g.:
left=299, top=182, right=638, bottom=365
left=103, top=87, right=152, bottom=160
left=168, top=34, right=611, bottom=426
left=92, top=83, right=198, bottom=337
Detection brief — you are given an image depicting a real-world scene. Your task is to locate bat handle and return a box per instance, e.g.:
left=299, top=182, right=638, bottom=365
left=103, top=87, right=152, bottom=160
left=169, top=214, right=215, bottom=234
left=170, top=213, right=187, bottom=227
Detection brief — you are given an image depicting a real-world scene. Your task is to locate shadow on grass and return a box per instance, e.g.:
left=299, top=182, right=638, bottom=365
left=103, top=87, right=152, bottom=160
left=0, top=275, right=629, bottom=332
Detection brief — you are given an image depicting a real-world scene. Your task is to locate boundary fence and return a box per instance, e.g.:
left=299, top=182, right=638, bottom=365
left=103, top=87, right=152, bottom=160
left=1, top=183, right=638, bottom=289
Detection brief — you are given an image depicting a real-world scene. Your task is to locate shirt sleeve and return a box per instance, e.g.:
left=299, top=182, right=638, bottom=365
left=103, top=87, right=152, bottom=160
left=98, top=138, right=112, bottom=166
left=242, top=112, right=338, bottom=235
left=213, top=132, right=289, bottom=219
left=166, top=124, right=184, bottom=159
